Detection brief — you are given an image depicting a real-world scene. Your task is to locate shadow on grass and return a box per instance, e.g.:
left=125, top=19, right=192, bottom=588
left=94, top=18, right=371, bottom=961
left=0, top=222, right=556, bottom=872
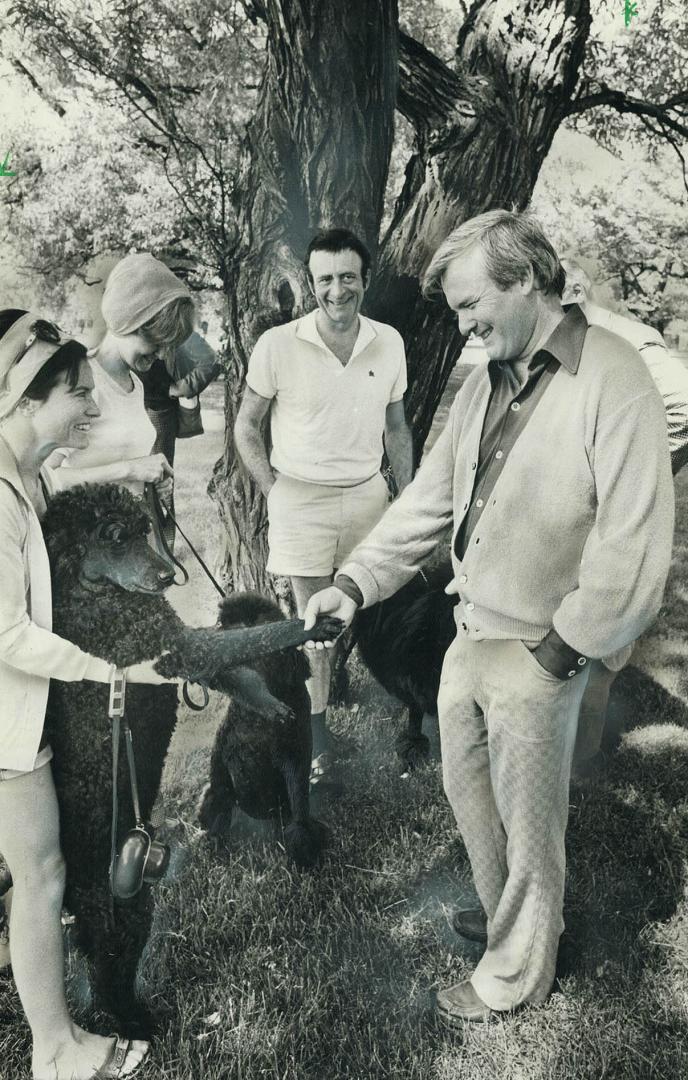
left=553, top=688, right=688, bottom=1078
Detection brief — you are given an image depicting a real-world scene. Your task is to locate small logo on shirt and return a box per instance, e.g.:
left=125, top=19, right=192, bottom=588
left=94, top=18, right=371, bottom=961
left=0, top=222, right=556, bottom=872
left=369, top=370, right=375, bottom=377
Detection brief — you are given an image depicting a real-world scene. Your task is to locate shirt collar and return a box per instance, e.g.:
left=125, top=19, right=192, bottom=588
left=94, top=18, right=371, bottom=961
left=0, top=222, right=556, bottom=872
left=536, top=303, right=588, bottom=374
left=295, top=308, right=377, bottom=360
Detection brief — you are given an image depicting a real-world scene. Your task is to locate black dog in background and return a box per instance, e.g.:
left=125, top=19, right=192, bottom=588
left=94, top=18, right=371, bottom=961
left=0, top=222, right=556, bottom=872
left=199, top=593, right=328, bottom=868
left=353, top=561, right=456, bottom=767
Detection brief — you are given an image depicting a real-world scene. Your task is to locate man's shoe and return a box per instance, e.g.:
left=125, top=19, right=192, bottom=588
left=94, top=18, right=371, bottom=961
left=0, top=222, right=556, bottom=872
left=436, top=979, right=493, bottom=1024
left=452, top=907, right=488, bottom=943
left=310, top=751, right=333, bottom=787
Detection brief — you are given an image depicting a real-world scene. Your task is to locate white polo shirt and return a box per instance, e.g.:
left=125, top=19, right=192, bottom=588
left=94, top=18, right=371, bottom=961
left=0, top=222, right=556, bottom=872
left=246, top=310, right=407, bottom=486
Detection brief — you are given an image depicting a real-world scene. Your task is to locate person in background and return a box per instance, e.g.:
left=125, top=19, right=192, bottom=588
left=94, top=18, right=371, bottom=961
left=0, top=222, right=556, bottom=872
left=561, top=257, right=688, bottom=473
left=48, top=253, right=195, bottom=505
left=0, top=310, right=178, bottom=1080
left=138, top=320, right=220, bottom=470
left=235, top=227, right=413, bottom=784
left=303, top=210, right=674, bottom=1022
left=562, top=256, right=688, bottom=772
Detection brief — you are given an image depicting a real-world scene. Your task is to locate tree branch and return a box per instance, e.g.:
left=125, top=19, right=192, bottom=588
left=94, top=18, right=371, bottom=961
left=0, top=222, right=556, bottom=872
left=397, top=30, right=483, bottom=137
left=567, top=84, right=688, bottom=139
left=11, top=58, right=66, bottom=117
left=568, top=83, right=688, bottom=193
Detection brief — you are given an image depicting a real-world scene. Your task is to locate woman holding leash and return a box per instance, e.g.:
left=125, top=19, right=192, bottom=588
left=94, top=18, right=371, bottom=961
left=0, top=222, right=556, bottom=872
left=0, top=311, right=170, bottom=1079
left=48, top=252, right=195, bottom=507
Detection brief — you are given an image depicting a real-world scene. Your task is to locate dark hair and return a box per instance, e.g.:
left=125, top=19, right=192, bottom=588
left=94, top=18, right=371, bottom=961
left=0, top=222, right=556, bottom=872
left=305, top=228, right=371, bottom=281
left=0, top=308, right=28, bottom=340
left=23, top=340, right=88, bottom=401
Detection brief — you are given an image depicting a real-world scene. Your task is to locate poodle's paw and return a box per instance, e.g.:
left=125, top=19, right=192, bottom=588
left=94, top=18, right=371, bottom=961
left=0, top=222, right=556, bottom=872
left=111, top=1002, right=162, bottom=1041
left=264, top=698, right=294, bottom=724
left=396, top=732, right=431, bottom=770
left=307, top=616, right=344, bottom=643
left=284, top=819, right=329, bottom=869
left=197, top=784, right=234, bottom=839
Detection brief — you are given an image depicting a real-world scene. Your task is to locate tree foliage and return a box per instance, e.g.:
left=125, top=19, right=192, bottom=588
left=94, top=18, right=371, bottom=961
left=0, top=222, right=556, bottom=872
left=534, top=138, right=688, bottom=333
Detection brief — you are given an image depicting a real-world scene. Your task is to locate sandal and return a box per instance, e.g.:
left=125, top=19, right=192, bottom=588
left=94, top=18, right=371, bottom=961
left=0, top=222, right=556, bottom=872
left=92, top=1035, right=149, bottom=1079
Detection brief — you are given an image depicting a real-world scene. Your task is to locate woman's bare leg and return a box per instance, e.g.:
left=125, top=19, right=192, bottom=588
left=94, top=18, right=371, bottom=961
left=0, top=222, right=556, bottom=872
left=0, top=763, right=147, bottom=1079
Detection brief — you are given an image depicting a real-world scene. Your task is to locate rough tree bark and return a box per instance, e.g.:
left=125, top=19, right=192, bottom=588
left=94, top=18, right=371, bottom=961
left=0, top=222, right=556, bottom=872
left=212, top=0, right=594, bottom=592
left=372, top=0, right=591, bottom=453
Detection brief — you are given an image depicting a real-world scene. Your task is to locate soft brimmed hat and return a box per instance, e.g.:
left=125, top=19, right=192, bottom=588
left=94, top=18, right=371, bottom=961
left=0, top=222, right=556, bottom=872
left=101, top=253, right=192, bottom=336
left=0, top=312, right=74, bottom=420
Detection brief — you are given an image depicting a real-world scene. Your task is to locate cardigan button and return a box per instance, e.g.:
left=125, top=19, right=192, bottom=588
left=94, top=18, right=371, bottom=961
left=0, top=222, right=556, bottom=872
left=577, top=657, right=587, bottom=666
left=568, top=670, right=576, bottom=678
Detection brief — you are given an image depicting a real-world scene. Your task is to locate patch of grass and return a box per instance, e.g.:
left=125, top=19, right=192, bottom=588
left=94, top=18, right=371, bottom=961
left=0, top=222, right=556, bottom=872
left=3, top=380, right=688, bottom=1077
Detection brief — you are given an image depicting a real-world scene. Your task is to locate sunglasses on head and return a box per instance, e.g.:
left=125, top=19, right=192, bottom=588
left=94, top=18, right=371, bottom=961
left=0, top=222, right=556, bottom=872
left=14, top=319, right=62, bottom=365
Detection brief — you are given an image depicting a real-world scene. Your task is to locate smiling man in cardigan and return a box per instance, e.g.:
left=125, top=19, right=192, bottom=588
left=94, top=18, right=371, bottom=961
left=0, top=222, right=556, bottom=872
left=303, top=210, right=675, bottom=1022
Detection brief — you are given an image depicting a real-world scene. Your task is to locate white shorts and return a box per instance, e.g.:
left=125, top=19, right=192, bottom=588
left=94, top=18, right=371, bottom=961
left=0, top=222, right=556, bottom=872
left=0, top=745, right=53, bottom=781
left=266, top=472, right=389, bottom=577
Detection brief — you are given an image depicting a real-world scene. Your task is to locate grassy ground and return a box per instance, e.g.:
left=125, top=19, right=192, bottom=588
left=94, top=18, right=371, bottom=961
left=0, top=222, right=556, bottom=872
left=2, top=377, right=688, bottom=1078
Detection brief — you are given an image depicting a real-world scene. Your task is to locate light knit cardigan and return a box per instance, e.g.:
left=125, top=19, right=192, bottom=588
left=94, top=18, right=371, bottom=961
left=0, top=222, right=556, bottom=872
left=0, top=437, right=113, bottom=771
left=339, top=323, right=675, bottom=662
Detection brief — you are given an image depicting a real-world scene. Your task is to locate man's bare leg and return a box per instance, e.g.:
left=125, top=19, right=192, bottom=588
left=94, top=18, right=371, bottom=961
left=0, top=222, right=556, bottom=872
left=291, top=575, right=336, bottom=763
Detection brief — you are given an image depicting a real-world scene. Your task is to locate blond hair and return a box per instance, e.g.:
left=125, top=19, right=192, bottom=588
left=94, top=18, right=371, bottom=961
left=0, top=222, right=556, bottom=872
left=422, top=210, right=565, bottom=300
left=138, top=296, right=195, bottom=353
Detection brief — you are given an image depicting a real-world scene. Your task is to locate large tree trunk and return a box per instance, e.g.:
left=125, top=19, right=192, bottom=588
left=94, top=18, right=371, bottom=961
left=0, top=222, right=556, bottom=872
left=210, top=0, right=399, bottom=593
left=371, top=0, right=592, bottom=457
left=212, top=0, right=592, bottom=591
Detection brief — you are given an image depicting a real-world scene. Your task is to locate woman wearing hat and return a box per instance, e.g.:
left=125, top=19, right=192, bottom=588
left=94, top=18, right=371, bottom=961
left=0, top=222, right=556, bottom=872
left=49, top=253, right=195, bottom=504
left=0, top=311, right=170, bottom=1077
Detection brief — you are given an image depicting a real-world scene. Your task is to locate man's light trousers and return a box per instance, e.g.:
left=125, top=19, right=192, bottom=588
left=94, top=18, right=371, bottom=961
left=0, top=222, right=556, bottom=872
left=438, top=635, right=590, bottom=1010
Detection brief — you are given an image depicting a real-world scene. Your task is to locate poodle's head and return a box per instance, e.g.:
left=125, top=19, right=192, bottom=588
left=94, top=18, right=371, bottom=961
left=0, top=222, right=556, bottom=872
left=217, top=591, right=283, bottom=630
left=42, top=484, right=176, bottom=598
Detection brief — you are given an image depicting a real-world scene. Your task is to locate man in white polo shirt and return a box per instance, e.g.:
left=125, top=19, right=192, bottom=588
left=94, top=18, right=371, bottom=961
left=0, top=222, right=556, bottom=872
left=234, top=228, right=413, bottom=778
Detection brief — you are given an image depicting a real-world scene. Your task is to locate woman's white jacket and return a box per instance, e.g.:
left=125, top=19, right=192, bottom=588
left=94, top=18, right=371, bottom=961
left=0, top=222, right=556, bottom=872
left=0, top=436, right=111, bottom=771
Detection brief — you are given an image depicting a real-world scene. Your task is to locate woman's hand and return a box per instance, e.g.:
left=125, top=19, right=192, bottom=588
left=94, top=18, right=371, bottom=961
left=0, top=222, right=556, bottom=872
left=126, top=454, right=174, bottom=485
left=154, top=475, right=174, bottom=506
left=125, top=658, right=182, bottom=685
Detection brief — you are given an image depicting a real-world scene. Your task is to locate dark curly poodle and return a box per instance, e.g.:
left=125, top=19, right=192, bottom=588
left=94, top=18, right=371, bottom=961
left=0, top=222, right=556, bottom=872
left=353, top=561, right=456, bottom=767
left=40, top=483, right=341, bottom=1033
left=199, top=592, right=328, bottom=868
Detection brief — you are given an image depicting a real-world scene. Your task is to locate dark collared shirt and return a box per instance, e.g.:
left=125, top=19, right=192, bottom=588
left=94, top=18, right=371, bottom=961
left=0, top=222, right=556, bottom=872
left=455, top=306, right=587, bottom=559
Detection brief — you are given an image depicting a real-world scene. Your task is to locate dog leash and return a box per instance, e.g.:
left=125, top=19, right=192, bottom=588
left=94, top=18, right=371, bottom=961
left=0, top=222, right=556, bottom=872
left=108, top=670, right=150, bottom=894
left=108, top=669, right=171, bottom=901
left=108, top=669, right=126, bottom=902
left=144, top=484, right=189, bottom=586
left=145, top=482, right=224, bottom=598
